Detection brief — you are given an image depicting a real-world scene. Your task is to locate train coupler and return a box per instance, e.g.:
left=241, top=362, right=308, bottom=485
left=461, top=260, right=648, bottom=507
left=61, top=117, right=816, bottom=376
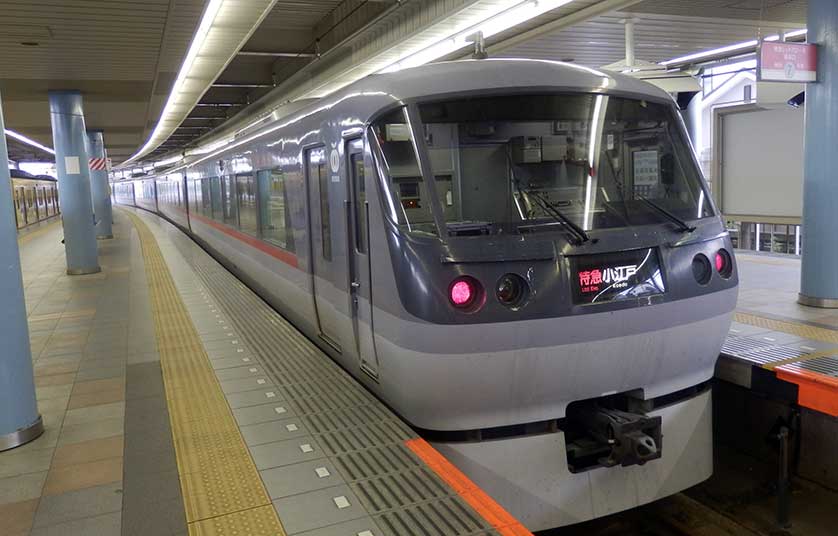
left=565, top=403, right=663, bottom=472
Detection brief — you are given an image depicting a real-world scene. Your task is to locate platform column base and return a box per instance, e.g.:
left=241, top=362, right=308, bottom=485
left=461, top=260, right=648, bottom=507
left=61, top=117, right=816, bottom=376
left=0, top=415, right=44, bottom=452
left=798, top=293, right=838, bottom=308
left=67, top=265, right=102, bottom=275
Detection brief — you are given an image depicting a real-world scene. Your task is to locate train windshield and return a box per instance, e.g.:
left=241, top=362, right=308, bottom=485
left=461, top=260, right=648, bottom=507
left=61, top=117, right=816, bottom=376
left=371, top=94, right=713, bottom=238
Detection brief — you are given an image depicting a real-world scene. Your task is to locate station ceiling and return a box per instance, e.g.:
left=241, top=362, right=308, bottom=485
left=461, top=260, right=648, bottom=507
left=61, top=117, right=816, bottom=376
left=0, top=0, right=808, bottom=165
left=495, top=0, right=807, bottom=66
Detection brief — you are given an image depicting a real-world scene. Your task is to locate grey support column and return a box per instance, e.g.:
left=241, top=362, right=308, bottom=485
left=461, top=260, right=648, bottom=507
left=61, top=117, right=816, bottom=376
left=49, top=91, right=100, bottom=275
left=85, top=130, right=114, bottom=239
left=799, top=0, right=838, bottom=307
left=0, top=91, right=43, bottom=451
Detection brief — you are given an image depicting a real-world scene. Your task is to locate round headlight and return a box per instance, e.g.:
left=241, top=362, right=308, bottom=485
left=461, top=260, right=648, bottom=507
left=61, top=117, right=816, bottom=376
left=496, top=273, right=529, bottom=309
left=692, top=254, right=712, bottom=285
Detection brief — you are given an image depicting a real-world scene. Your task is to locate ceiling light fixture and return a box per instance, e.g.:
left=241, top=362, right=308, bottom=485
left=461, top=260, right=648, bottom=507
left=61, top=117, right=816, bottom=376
left=5, top=129, right=55, bottom=155
left=379, top=0, right=577, bottom=74
left=660, top=28, right=807, bottom=66
left=119, top=0, right=277, bottom=167
left=146, top=0, right=582, bottom=165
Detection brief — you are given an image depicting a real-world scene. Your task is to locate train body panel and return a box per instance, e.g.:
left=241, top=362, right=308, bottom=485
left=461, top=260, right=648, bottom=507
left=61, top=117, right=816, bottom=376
left=10, top=175, right=60, bottom=229
left=114, top=59, right=737, bottom=529
left=433, top=388, right=713, bottom=531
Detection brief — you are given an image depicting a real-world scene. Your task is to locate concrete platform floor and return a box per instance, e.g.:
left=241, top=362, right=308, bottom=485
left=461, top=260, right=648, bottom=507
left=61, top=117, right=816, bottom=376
left=1, top=216, right=160, bottom=535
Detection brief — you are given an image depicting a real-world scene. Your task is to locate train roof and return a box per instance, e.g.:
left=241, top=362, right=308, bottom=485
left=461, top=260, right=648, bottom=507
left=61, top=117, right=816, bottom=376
left=126, top=59, right=677, bottom=181
left=331, top=58, right=675, bottom=105
left=8, top=169, right=57, bottom=181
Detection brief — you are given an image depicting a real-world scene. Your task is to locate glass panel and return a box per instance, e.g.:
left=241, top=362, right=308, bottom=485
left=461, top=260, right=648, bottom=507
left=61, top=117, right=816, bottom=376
left=189, top=179, right=199, bottom=214
left=435, top=95, right=710, bottom=233
left=369, top=108, right=438, bottom=237
left=350, top=150, right=367, bottom=254
left=257, top=169, right=295, bottom=252
left=308, top=148, right=331, bottom=261
left=373, top=97, right=713, bottom=239
left=222, top=176, right=238, bottom=225
left=236, top=173, right=257, bottom=236
left=210, top=177, right=222, bottom=220
left=200, top=178, right=211, bottom=217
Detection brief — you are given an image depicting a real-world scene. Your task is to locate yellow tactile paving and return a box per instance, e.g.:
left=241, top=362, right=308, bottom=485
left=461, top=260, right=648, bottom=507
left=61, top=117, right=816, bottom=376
left=189, top=505, right=288, bottom=536
left=734, top=312, right=838, bottom=345
left=123, top=210, right=286, bottom=536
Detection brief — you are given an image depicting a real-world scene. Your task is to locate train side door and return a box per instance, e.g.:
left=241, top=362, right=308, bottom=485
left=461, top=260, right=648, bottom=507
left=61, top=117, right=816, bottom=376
left=306, top=147, right=342, bottom=351
left=13, top=187, right=23, bottom=227
left=346, top=138, right=379, bottom=378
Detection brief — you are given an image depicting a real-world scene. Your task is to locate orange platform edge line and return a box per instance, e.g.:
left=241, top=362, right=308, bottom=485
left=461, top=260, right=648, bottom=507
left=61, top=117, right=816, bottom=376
left=405, top=438, right=534, bottom=536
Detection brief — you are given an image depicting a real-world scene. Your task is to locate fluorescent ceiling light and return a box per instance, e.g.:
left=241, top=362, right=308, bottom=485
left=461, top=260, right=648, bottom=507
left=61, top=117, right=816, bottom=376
left=5, top=129, right=55, bottom=155
left=379, top=0, right=577, bottom=74
left=297, top=0, right=578, bottom=99
left=156, top=0, right=581, bottom=163
left=119, top=0, right=277, bottom=167
left=660, top=29, right=807, bottom=66
left=153, top=154, right=184, bottom=167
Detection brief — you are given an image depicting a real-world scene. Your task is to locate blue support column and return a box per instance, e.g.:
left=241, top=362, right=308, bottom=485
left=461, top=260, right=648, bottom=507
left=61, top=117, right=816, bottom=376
left=85, top=130, right=114, bottom=239
left=800, top=0, right=838, bottom=307
left=0, top=91, right=43, bottom=451
left=49, top=91, right=100, bottom=275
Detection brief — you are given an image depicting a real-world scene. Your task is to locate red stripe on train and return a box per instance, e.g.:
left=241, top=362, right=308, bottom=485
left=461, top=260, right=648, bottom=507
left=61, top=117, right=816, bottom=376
left=169, top=204, right=299, bottom=269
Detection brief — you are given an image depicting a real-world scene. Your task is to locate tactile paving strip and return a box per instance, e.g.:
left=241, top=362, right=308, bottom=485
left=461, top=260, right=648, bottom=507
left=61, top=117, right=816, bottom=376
left=734, top=312, right=838, bottom=345
left=155, top=217, right=531, bottom=536
left=123, top=210, right=286, bottom=536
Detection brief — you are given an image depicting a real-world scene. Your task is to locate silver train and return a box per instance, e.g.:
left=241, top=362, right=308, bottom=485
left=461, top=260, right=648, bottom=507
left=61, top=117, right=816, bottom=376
left=114, top=59, right=737, bottom=530
left=10, top=170, right=61, bottom=229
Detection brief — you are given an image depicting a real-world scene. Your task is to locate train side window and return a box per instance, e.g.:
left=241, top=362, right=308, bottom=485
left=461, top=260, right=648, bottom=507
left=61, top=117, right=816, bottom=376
left=200, top=178, right=211, bottom=217
left=222, top=175, right=238, bottom=226
left=308, top=148, right=331, bottom=261
left=210, top=177, right=223, bottom=220
left=236, top=173, right=257, bottom=236
left=188, top=179, right=199, bottom=214
left=257, top=169, right=295, bottom=252
left=349, top=150, right=367, bottom=254
left=369, top=107, right=439, bottom=236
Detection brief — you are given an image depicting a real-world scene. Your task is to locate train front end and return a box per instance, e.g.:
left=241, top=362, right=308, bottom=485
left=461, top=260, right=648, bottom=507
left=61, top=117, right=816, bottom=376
left=365, top=73, right=737, bottom=531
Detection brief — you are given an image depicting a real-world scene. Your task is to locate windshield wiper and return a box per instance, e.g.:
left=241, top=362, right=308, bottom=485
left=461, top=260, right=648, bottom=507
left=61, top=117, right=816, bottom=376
left=638, top=196, right=696, bottom=233
left=525, top=188, right=591, bottom=245
left=505, top=145, right=590, bottom=245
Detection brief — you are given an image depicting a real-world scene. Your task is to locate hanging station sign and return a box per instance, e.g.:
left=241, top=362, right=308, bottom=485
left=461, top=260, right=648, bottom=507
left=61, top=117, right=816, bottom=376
left=758, top=41, right=818, bottom=83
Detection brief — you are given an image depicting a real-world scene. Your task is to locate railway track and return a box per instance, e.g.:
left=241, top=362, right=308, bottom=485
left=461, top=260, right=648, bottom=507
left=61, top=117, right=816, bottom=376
left=539, top=493, right=761, bottom=536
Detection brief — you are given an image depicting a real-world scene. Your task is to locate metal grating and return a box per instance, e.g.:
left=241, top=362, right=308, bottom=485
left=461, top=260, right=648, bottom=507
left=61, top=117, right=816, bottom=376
left=333, top=444, right=425, bottom=482
left=374, top=497, right=496, bottom=536
left=721, top=336, right=777, bottom=356
left=734, top=346, right=808, bottom=366
left=780, top=356, right=838, bottom=378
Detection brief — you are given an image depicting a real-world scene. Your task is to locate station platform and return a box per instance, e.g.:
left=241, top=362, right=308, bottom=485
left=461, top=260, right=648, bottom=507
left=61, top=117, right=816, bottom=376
left=718, top=253, right=838, bottom=417
left=0, top=209, right=531, bottom=536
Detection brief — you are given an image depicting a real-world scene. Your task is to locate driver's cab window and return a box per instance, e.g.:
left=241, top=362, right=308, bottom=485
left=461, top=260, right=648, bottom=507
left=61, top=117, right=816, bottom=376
left=370, top=108, right=439, bottom=236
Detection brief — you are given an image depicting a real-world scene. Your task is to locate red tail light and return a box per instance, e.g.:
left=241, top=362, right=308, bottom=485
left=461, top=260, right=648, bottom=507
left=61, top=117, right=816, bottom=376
left=715, top=249, right=733, bottom=278
left=448, top=276, right=483, bottom=310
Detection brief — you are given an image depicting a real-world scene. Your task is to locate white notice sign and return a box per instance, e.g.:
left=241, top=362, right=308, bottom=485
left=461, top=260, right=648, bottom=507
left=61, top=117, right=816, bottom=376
left=65, top=156, right=80, bottom=174
left=633, top=150, right=659, bottom=187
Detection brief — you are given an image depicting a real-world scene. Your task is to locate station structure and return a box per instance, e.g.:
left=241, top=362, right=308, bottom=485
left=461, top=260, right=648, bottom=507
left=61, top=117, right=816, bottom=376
left=1, top=1, right=837, bottom=536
